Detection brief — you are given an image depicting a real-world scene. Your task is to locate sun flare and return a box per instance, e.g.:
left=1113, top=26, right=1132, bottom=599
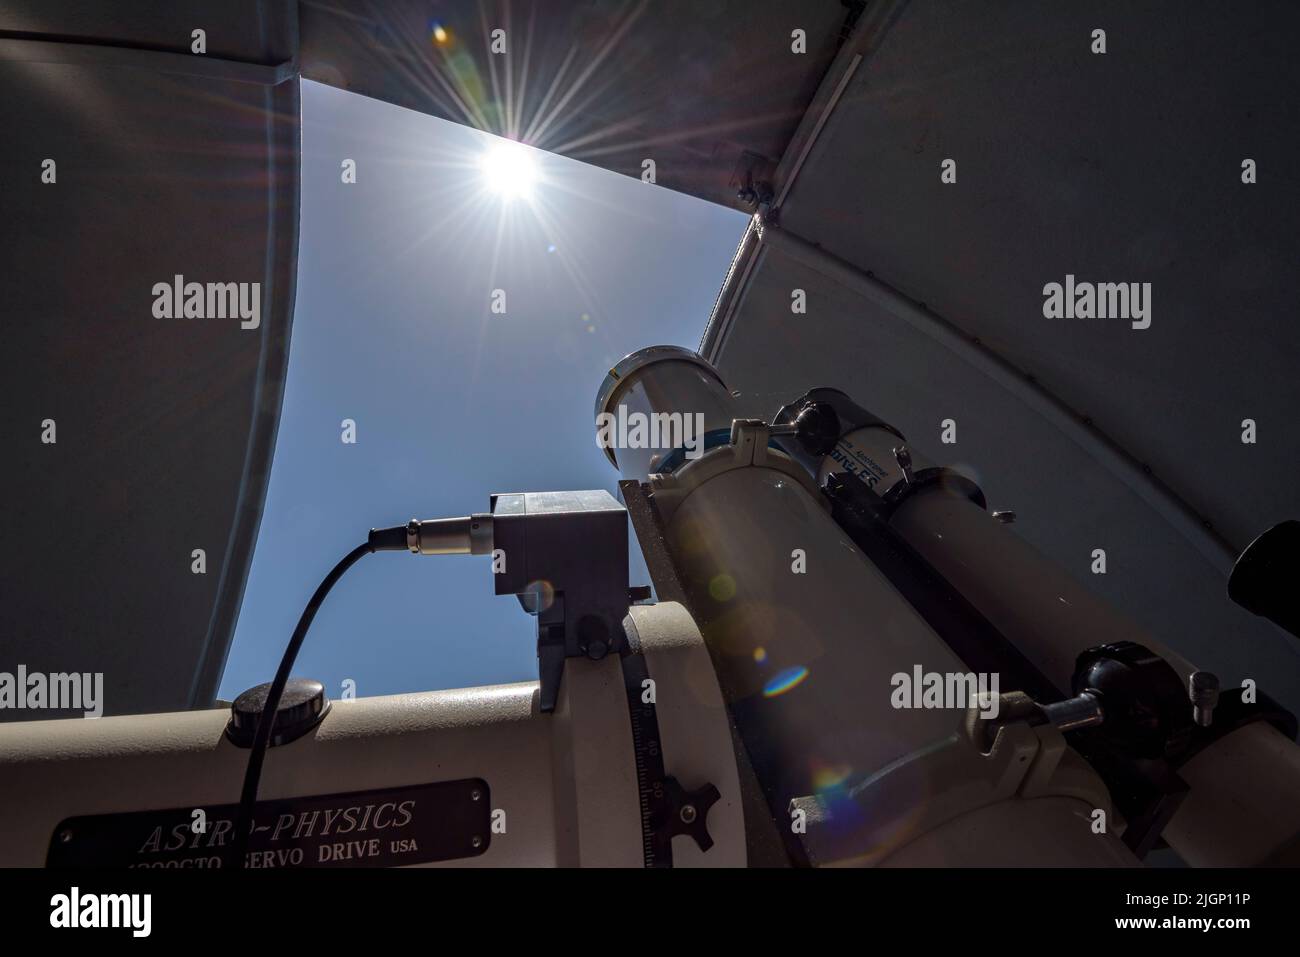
left=478, top=139, right=539, bottom=201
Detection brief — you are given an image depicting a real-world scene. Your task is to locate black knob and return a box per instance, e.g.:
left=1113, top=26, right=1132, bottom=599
left=659, top=776, right=721, bottom=852
left=1072, top=642, right=1191, bottom=759
left=226, top=677, right=331, bottom=748
left=577, top=615, right=611, bottom=660
left=793, top=401, right=841, bottom=457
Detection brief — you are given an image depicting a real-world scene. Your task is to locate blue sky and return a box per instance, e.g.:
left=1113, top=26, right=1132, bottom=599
left=219, top=80, right=747, bottom=702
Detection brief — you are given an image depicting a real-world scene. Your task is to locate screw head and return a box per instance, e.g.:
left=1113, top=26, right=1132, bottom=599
left=1189, top=671, right=1220, bottom=701
left=679, top=805, right=697, bottom=825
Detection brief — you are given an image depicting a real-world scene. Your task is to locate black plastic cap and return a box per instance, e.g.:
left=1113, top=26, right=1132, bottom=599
left=793, top=401, right=842, bottom=456
left=226, top=677, right=331, bottom=749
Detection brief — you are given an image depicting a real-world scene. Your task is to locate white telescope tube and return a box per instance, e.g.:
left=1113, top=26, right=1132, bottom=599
left=597, top=347, right=1137, bottom=866
left=886, top=485, right=1300, bottom=866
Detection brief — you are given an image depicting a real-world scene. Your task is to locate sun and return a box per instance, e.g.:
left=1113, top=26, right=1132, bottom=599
left=478, top=139, right=539, bottom=202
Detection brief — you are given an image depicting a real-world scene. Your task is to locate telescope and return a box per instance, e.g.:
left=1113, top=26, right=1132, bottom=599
left=2, top=345, right=1297, bottom=869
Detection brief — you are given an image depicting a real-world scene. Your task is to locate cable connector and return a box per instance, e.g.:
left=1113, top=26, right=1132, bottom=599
left=370, top=515, right=495, bottom=555
left=367, top=525, right=408, bottom=552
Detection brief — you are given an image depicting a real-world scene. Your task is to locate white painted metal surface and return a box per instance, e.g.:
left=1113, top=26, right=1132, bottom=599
left=0, top=602, right=745, bottom=868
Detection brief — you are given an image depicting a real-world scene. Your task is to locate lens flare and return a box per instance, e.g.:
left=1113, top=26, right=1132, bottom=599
left=708, top=574, right=736, bottom=601
left=811, top=762, right=853, bottom=793
left=763, top=665, right=809, bottom=698
left=522, top=579, right=555, bottom=612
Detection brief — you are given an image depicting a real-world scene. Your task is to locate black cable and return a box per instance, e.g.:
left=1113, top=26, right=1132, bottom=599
left=226, top=539, right=377, bottom=869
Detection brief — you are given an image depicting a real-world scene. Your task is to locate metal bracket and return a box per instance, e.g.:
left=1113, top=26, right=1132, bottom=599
left=1065, top=640, right=1298, bottom=857
left=648, top=419, right=827, bottom=525
left=489, top=490, right=642, bottom=712
left=788, top=697, right=1111, bottom=866
left=618, top=479, right=690, bottom=606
